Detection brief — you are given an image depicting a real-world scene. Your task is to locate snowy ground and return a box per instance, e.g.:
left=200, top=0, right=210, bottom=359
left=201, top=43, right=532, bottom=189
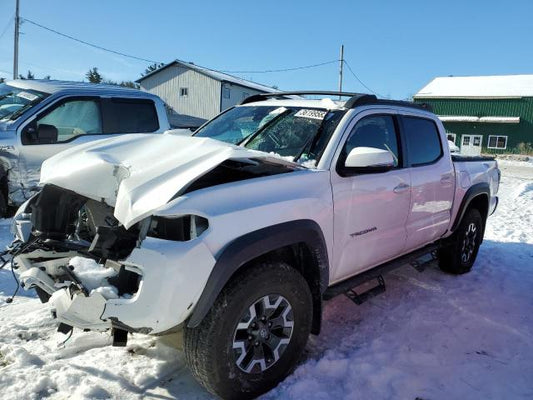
left=0, top=160, right=532, bottom=400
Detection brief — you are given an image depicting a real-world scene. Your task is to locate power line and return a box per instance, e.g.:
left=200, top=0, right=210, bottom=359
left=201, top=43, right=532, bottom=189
left=22, top=17, right=161, bottom=64
left=0, top=14, right=14, bottom=41
left=343, top=59, right=383, bottom=97
left=221, top=60, right=338, bottom=74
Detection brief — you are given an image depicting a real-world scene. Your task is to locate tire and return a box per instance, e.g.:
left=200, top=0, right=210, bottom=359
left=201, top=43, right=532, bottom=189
left=184, top=262, right=313, bottom=399
left=438, top=208, right=483, bottom=274
left=0, top=191, right=7, bottom=218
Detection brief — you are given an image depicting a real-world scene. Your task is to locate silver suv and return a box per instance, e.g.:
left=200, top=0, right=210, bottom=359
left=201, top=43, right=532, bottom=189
left=0, top=79, right=170, bottom=215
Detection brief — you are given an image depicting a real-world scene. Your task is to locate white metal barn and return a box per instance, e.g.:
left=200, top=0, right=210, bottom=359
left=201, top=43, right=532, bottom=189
left=136, top=60, right=277, bottom=125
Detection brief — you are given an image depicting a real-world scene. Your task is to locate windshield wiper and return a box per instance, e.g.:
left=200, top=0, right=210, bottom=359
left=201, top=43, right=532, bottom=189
left=9, top=100, right=39, bottom=121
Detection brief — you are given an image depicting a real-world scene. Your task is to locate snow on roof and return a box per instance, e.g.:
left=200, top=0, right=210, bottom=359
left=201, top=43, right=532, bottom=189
left=414, top=75, right=533, bottom=98
left=438, top=115, right=520, bottom=124
left=6, top=79, right=153, bottom=97
left=137, top=59, right=278, bottom=93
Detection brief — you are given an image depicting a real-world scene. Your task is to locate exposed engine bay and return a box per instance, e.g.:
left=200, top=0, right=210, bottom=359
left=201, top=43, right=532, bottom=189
left=9, top=183, right=211, bottom=344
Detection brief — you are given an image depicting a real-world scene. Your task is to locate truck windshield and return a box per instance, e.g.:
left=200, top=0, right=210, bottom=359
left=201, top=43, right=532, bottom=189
left=195, top=105, right=346, bottom=166
left=0, top=83, right=49, bottom=121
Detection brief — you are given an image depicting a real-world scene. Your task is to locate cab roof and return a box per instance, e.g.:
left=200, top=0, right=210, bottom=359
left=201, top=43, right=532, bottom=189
left=5, top=79, right=159, bottom=99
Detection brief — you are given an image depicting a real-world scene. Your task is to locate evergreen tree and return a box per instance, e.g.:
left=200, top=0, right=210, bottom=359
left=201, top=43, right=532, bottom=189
left=142, top=63, right=164, bottom=76
left=18, top=70, right=35, bottom=80
left=86, top=67, right=103, bottom=83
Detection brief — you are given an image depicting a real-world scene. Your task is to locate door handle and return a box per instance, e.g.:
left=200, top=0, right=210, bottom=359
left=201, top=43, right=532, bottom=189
left=393, top=183, right=410, bottom=193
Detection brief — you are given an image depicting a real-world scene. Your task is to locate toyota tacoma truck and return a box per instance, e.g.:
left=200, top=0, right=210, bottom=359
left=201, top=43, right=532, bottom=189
left=0, top=79, right=170, bottom=215
left=8, top=91, right=499, bottom=399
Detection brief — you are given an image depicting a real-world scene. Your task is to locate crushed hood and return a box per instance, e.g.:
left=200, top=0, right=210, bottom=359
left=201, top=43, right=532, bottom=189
left=40, top=133, right=277, bottom=228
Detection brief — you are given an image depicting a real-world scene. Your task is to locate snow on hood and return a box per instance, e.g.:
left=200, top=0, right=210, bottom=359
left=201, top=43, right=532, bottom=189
left=40, top=134, right=272, bottom=228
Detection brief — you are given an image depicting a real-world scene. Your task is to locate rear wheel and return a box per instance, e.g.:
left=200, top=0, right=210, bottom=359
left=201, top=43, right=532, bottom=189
left=184, top=262, right=312, bottom=399
left=438, top=208, right=483, bottom=274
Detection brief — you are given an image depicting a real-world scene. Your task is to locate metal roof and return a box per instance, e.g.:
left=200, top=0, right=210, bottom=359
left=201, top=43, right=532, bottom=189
left=6, top=79, right=156, bottom=98
left=136, top=59, right=278, bottom=93
left=414, top=75, right=533, bottom=99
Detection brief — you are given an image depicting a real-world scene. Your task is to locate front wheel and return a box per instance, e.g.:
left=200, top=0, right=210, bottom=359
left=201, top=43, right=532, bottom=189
left=438, top=208, right=483, bottom=274
left=184, top=262, right=313, bottom=399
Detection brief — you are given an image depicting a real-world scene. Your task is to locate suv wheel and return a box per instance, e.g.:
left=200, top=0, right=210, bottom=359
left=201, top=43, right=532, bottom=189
left=184, top=262, right=312, bottom=399
left=438, top=208, right=483, bottom=274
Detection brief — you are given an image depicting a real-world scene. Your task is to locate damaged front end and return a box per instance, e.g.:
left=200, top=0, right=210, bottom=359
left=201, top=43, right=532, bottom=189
left=10, top=183, right=214, bottom=344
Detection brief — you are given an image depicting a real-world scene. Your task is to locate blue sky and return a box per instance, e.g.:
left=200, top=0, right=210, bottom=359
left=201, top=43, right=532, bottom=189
left=0, top=0, right=532, bottom=99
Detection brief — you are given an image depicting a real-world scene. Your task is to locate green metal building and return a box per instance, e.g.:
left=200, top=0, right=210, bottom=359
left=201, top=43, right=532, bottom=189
left=413, top=75, right=533, bottom=155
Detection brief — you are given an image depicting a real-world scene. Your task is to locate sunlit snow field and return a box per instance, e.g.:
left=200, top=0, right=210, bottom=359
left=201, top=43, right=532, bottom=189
left=0, top=160, right=532, bottom=400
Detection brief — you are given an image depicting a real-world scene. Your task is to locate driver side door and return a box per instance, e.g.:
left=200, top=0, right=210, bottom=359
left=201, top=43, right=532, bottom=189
left=331, top=112, right=411, bottom=283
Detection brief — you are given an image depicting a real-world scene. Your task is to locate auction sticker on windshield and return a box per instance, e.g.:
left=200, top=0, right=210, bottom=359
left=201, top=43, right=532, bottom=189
left=16, top=92, right=39, bottom=102
left=295, top=109, right=327, bottom=120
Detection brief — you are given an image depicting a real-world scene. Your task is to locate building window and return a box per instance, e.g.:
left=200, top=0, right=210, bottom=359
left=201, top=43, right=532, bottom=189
left=488, top=135, right=508, bottom=150
left=180, top=88, right=188, bottom=97
left=446, top=133, right=457, bottom=143
left=473, top=136, right=481, bottom=146
left=223, top=87, right=231, bottom=99
left=462, top=136, right=470, bottom=146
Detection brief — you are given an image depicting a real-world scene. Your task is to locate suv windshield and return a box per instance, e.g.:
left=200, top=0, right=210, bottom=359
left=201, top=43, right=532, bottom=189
left=0, top=83, right=49, bottom=121
left=195, top=105, right=346, bottom=166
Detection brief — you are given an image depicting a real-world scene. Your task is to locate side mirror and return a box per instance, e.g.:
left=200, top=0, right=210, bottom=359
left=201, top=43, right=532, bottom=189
left=344, top=147, right=395, bottom=170
left=22, top=123, right=58, bottom=145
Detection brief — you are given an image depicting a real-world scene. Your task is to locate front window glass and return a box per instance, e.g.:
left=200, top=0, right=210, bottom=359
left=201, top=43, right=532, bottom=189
left=0, top=83, right=48, bottom=121
left=195, top=106, right=346, bottom=166
left=37, top=99, right=102, bottom=142
left=341, top=115, right=400, bottom=167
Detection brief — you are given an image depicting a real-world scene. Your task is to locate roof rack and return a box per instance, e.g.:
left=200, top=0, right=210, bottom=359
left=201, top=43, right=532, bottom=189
left=240, top=91, right=432, bottom=112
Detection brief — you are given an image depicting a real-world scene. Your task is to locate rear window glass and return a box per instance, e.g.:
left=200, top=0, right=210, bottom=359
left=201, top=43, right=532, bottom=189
left=104, top=99, right=159, bottom=133
left=403, top=117, right=442, bottom=166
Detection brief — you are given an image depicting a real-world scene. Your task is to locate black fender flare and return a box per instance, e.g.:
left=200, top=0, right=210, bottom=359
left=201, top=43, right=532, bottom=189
left=187, top=219, right=329, bottom=328
left=450, top=182, right=490, bottom=233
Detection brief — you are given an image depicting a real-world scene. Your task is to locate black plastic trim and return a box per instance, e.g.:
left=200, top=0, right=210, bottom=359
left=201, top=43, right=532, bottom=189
left=187, top=219, right=329, bottom=328
left=324, top=244, right=439, bottom=300
left=450, top=182, right=490, bottom=232
left=451, top=155, right=495, bottom=162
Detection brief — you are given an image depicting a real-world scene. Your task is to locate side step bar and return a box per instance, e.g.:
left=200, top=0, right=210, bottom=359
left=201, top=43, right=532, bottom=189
left=323, top=244, right=439, bottom=301
left=345, top=275, right=386, bottom=305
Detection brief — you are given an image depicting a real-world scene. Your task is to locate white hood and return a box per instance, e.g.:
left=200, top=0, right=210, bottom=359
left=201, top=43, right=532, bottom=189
left=40, top=134, right=272, bottom=228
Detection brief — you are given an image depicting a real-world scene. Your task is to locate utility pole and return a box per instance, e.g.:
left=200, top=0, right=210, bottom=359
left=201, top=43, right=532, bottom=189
left=13, top=0, right=20, bottom=79
left=338, top=44, right=344, bottom=98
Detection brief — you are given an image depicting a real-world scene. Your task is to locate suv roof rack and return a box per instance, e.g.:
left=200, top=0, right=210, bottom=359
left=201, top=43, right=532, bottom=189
left=240, top=91, right=432, bottom=112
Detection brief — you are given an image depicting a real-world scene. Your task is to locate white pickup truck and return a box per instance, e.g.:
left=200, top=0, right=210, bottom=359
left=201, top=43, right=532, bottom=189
left=9, top=92, right=499, bottom=399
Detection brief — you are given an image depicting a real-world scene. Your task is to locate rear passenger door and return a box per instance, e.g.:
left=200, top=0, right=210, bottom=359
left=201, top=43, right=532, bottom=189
left=401, top=115, right=454, bottom=252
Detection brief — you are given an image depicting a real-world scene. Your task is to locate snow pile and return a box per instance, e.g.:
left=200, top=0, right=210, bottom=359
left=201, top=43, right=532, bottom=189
left=69, top=256, right=120, bottom=300
left=0, top=161, right=531, bottom=399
